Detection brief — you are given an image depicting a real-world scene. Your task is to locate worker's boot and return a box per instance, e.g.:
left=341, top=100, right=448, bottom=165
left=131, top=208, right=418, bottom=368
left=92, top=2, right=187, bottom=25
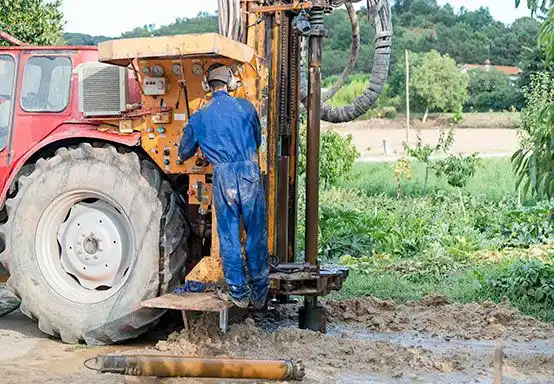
left=251, top=295, right=268, bottom=311
left=215, top=287, right=250, bottom=309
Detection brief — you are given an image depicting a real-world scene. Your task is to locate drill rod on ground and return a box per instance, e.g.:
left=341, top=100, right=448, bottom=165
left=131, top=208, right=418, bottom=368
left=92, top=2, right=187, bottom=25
left=86, top=355, right=305, bottom=381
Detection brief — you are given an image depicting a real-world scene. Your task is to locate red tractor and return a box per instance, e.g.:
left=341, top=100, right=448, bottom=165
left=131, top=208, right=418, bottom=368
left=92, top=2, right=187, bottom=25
left=0, top=35, right=188, bottom=344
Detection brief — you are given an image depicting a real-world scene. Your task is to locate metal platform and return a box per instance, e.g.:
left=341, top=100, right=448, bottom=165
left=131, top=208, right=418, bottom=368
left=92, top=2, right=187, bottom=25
left=141, top=293, right=233, bottom=333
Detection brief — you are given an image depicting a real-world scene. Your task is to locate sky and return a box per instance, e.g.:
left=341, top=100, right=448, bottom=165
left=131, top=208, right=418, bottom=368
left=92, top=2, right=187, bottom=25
left=61, top=0, right=533, bottom=37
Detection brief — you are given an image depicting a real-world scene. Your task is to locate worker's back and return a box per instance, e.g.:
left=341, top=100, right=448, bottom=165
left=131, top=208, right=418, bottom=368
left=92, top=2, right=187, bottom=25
left=191, top=91, right=261, bottom=165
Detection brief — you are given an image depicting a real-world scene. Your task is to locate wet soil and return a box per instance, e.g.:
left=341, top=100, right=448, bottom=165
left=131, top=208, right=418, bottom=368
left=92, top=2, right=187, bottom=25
left=0, top=293, right=553, bottom=383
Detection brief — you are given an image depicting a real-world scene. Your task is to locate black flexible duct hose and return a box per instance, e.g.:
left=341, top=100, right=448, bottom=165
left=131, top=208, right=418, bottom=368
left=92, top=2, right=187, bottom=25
left=322, top=2, right=361, bottom=102
left=301, top=0, right=393, bottom=123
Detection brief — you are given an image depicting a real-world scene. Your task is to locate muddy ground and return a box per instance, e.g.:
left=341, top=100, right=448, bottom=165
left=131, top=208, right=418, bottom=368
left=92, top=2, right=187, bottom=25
left=1, top=289, right=553, bottom=384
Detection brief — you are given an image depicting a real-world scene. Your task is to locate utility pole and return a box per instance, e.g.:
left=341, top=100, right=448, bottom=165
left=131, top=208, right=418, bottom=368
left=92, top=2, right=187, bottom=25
left=405, top=49, right=410, bottom=145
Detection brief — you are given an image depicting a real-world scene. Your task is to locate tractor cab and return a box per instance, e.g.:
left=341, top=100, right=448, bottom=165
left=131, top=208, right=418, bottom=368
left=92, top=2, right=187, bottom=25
left=0, top=39, right=100, bottom=191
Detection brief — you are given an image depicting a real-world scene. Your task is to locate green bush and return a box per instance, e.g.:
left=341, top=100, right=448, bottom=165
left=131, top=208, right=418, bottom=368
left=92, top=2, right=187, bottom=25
left=434, top=153, right=480, bottom=188
left=298, top=124, right=360, bottom=187
left=482, top=259, right=554, bottom=306
left=513, top=72, right=554, bottom=200
left=326, top=79, right=400, bottom=120
left=486, top=201, right=554, bottom=247
left=466, top=69, right=522, bottom=112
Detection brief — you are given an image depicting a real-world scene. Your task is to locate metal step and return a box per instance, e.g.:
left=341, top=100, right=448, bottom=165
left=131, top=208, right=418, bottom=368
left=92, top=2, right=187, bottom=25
left=141, top=293, right=233, bottom=333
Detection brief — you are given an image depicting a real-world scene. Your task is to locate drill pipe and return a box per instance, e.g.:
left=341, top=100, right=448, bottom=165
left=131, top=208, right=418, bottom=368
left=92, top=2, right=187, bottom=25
left=88, top=355, right=306, bottom=381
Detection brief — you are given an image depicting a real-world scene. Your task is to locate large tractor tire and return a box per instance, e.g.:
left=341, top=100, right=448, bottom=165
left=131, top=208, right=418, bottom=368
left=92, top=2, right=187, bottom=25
left=0, top=143, right=188, bottom=345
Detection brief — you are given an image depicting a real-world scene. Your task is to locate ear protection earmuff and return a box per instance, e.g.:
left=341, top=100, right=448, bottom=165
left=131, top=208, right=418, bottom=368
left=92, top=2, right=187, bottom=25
left=227, top=74, right=238, bottom=92
left=201, top=74, right=210, bottom=92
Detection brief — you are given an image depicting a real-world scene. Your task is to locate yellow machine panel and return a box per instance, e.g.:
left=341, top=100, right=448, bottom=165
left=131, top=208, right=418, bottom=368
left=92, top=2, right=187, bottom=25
left=136, top=56, right=260, bottom=175
left=97, top=33, right=264, bottom=177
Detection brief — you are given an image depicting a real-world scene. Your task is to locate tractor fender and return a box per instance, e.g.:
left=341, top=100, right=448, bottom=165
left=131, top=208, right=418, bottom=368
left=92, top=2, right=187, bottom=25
left=1, top=123, right=141, bottom=208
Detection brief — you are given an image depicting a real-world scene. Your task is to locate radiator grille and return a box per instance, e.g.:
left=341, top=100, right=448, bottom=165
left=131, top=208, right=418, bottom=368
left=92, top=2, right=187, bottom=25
left=78, top=63, right=127, bottom=116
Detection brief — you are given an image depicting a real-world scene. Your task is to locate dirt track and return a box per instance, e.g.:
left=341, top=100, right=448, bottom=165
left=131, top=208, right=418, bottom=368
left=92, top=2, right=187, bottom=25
left=1, top=290, right=553, bottom=384
left=326, top=119, right=520, bottom=161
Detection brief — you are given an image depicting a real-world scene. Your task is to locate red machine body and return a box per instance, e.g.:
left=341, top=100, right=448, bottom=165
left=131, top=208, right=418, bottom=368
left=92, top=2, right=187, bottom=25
left=0, top=46, right=140, bottom=208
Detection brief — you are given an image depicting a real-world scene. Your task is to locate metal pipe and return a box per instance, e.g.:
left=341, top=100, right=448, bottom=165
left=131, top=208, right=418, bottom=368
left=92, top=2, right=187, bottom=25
left=277, top=156, right=290, bottom=262
left=87, top=355, right=305, bottom=381
left=304, top=11, right=325, bottom=267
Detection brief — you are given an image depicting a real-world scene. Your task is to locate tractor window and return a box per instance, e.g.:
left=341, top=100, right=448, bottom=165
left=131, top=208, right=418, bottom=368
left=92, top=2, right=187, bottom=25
left=0, top=55, right=15, bottom=151
left=21, top=56, right=72, bottom=113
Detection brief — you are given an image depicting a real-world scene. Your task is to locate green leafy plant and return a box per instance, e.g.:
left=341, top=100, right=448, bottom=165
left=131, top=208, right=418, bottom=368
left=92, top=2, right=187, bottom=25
left=488, top=200, right=554, bottom=247
left=512, top=72, right=554, bottom=199
left=452, top=104, right=464, bottom=124
left=404, top=126, right=455, bottom=194
left=298, top=123, right=360, bottom=187
left=393, top=158, right=412, bottom=198
left=513, top=2, right=554, bottom=200
left=435, top=153, right=481, bottom=189
left=0, top=0, right=64, bottom=45
left=484, top=259, right=554, bottom=305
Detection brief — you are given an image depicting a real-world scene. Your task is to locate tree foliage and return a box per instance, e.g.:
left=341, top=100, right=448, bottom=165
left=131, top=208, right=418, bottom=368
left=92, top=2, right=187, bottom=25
left=512, top=72, right=554, bottom=199
left=410, top=50, right=469, bottom=113
left=63, top=33, right=111, bottom=46
left=298, top=122, right=360, bottom=187
left=513, top=0, right=554, bottom=200
left=467, top=69, right=521, bottom=112
left=0, top=0, right=64, bottom=45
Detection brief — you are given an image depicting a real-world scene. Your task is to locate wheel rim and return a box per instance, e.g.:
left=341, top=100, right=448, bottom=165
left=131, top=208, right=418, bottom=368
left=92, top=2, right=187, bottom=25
left=36, top=191, right=135, bottom=304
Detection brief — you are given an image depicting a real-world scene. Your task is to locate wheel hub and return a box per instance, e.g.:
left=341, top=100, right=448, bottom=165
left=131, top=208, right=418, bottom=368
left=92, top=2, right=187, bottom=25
left=83, top=235, right=100, bottom=255
left=57, top=200, right=129, bottom=290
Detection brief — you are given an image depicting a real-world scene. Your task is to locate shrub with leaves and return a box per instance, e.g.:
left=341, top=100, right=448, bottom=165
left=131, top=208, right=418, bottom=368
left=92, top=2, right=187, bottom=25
left=435, top=153, right=480, bottom=188
left=0, top=0, right=64, bottom=45
left=484, top=259, right=554, bottom=306
left=298, top=123, right=360, bottom=187
left=512, top=66, right=554, bottom=199
left=488, top=200, right=554, bottom=247
left=404, top=126, right=455, bottom=194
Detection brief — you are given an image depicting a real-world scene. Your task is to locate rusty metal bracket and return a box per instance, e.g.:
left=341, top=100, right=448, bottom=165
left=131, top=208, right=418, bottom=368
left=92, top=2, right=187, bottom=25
left=250, top=1, right=313, bottom=13
left=269, top=264, right=349, bottom=296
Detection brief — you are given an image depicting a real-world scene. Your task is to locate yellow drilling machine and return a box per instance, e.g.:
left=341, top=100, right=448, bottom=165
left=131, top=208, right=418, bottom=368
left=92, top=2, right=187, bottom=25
left=0, top=0, right=392, bottom=345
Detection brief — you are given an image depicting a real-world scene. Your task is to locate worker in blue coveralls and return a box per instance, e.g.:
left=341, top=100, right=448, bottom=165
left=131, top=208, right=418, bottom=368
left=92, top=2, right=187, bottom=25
left=178, top=63, right=269, bottom=310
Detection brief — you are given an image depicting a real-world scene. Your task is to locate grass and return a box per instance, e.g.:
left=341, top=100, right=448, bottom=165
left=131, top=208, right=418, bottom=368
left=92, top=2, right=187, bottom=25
left=340, top=158, right=518, bottom=202
left=317, top=158, right=554, bottom=322
left=332, top=267, right=554, bottom=323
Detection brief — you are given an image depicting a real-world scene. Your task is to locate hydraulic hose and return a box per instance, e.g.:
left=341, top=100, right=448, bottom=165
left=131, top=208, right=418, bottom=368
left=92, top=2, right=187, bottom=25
left=301, top=0, right=393, bottom=123
left=218, top=0, right=243, bottom=41
left=218, top=1, right=393, bottom=123
left=86, top=355, right=306, bottom=381
left=322, top=2, right=360, bottom=102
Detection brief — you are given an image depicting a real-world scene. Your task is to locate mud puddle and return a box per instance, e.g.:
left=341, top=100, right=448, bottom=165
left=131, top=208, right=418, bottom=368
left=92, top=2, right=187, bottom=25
left=145, top=296, right=554, bottom=383
left=1, top=295, right=553, bottom=383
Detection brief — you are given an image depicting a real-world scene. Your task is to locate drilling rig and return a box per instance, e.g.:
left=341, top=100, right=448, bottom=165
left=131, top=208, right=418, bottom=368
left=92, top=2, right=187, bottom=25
left=0, top=0, right=392, bottom=344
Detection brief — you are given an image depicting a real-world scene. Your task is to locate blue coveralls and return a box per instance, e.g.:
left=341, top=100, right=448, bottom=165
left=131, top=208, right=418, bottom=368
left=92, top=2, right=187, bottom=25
left=178, top=91, right=269, bottom=305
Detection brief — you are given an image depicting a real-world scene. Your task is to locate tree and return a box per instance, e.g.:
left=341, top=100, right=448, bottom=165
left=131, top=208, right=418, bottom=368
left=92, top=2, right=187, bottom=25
left=410, top=50, right=469, bottom=121
left=0, top=0, right=64, bottom=45
left=467, top=69, right=522, bottom=112
left=64, top=33, right=111, bottom=46
left=513, top=0, right=554, bottom=200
